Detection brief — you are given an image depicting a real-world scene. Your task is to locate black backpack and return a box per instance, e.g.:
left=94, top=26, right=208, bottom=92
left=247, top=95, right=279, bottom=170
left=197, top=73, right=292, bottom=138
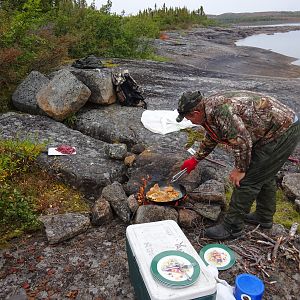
left=112, top=70, right=147, bottom=109
left=71, top=55, right=104, bottom=69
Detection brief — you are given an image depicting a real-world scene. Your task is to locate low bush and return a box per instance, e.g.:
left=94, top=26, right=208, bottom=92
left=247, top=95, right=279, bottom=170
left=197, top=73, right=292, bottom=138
left=0, top=138, right=45, bottom=182
left=0, top=183, right=41, bottom=238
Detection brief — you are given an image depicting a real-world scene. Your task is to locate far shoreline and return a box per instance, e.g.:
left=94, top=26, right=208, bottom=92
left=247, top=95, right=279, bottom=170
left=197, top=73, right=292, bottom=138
left=155, top=25, right=300, bottom=78
left=235, top=28, right=300, bottom=66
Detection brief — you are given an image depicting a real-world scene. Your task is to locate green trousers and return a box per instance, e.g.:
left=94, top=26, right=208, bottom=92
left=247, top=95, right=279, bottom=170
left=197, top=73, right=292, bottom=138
left=224, top=120, right=300, bottom=232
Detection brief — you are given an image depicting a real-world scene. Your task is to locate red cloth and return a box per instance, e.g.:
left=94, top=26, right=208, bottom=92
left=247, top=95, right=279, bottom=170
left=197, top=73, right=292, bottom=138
left=180, top=157, right=199, bottom=173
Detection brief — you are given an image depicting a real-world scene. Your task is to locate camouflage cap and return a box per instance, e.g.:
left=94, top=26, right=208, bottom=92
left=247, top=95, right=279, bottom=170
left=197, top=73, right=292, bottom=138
left=176, top=91, right=203, bottom=122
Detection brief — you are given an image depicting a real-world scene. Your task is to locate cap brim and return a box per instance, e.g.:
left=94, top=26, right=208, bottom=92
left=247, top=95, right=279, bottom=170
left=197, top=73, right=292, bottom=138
left=176, top=114, right=185, bottom=122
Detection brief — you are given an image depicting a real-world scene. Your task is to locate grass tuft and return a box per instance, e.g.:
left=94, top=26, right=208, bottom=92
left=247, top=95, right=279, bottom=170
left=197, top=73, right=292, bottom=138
left=225, top=186, right=300, bottom=232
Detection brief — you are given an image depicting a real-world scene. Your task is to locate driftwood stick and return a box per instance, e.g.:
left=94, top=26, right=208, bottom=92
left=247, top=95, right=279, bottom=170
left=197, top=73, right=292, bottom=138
left=256, top=240, right=274, bottom=246
left=254, top=231, right=276, bottom=244
left=229, top=245, right=257, bottom=261
left=239, top=244, right=261, bottom=256
left=267, top=252, right=272, bottom=261
left=291, top=244, right=300, bottom=255
left=272, top=235, right=283, bottom=261
left=290, top=245, right=300, bottom=270
left=260, top=269, right=266, bottom=281
left=289, top=223, right=299, bottom=238
left=239, top=260, right=250, bottom=273
left=258, top=266, right=271, bottom=278
left=246, top=224, right=261, bottom=235
left=280, top=223, right=299, bottom=247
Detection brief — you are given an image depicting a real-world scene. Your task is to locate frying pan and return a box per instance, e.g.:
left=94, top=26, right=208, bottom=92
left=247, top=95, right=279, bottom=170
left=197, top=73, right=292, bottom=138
left=144, top=181, right=187, bottom=205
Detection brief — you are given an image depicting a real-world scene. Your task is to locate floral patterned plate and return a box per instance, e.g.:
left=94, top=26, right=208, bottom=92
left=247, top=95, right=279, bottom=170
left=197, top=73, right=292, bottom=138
left=199, top=244, right=235, bottom=270
left=150, top=250, right=200, bottom=287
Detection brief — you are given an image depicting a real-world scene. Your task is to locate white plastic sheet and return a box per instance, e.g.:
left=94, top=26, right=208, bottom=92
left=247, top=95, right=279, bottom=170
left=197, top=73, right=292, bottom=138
left=141, top=109, right=197, bottom=135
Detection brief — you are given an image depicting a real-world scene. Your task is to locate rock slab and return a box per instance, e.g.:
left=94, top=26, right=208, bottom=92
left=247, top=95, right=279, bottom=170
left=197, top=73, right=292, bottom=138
left=0, top=112, right=126, bottom=199
left=39, top=213, right=90, bottom=244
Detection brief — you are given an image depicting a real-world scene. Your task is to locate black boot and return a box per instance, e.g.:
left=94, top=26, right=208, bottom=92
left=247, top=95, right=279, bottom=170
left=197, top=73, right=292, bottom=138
left=204, top=223, right=243, bottom=240
left=244, top=212, right=273, bottom=229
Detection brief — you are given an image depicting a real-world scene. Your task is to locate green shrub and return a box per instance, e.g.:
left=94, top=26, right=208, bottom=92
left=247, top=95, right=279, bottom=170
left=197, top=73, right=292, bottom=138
left=0, top=138, right=46, bottom=183
left=0, top=183, right=41, bottom=233
left=0, top=137, right=46, bottom=245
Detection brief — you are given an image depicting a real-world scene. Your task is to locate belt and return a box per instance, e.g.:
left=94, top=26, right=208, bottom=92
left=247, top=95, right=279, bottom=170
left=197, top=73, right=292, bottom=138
left=294, top=115, right=299, bottom=123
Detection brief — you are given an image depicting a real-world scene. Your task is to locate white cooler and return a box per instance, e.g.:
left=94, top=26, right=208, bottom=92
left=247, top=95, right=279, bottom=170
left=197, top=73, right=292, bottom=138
left=126, top=220, right=217, bottom=300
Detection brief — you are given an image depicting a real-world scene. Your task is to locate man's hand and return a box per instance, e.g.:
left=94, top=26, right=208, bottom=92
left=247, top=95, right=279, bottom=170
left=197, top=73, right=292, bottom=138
left=229, top=168, right=245, bottom=187
left=180, top=157, right=199, bottom=173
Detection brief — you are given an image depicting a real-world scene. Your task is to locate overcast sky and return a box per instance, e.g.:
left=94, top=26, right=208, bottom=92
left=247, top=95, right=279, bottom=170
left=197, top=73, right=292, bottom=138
left=87, top=0, right=300, bottom=15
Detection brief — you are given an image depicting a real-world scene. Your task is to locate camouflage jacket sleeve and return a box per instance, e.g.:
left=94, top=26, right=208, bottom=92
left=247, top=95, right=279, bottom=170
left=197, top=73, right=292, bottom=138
left=214, top=105, right=252, bottom=172
left=195, top=133, right=218, bottom=161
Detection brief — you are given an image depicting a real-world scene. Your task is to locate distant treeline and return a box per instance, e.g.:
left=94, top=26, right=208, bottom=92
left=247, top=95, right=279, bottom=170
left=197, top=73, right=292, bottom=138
left=210, top=11, right=300, bottom=24
left=136, top=3, right=212, bottom=30
left=0, top=0, right=215, bottom=113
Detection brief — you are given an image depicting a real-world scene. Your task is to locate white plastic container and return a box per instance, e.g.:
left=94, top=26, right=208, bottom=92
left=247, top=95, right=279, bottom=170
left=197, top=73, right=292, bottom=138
left=126, top=220, right=217, bottom=300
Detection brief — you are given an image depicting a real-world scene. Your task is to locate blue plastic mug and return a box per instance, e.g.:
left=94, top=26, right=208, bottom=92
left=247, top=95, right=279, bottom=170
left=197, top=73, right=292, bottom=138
left=234, top=274, right=265, bottom=300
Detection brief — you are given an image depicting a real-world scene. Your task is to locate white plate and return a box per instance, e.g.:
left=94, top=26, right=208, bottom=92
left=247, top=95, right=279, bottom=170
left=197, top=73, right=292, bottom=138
left=48, top=147, right=76, bottom=156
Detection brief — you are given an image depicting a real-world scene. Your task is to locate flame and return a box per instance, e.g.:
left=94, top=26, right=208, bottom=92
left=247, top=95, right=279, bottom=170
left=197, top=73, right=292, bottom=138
left=136, top=175, right=151, bottom=205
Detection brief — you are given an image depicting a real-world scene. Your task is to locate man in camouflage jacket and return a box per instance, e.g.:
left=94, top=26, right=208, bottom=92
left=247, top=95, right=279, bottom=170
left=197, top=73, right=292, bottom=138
left=176, top=90, right=300, bottom=240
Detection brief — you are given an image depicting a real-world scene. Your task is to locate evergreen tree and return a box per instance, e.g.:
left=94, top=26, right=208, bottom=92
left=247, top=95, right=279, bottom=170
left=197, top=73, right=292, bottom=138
left=99, top=0, right=112, bottom=14
left=200, top=6, right=205, bottom=16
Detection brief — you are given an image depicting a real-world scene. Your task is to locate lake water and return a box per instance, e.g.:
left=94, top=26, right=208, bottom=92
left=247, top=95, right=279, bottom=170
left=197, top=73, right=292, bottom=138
left=235, top=29, right=300, bottom=66
left=241, top=22, right=300, bottom=27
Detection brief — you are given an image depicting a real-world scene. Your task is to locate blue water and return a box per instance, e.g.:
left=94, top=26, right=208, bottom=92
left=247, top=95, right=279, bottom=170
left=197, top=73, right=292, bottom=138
left=235, top=30, right=300, bottom=66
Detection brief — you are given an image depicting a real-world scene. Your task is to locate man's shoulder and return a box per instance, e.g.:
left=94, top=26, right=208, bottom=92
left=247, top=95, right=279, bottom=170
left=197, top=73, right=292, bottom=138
left=205, top=90, right=277, bottom=107
left=206, top=90, right=267, bottom=100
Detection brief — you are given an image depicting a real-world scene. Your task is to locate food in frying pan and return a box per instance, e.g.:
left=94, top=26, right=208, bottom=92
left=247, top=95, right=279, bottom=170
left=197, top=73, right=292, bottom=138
left=146, top=183, right=180, bottom=202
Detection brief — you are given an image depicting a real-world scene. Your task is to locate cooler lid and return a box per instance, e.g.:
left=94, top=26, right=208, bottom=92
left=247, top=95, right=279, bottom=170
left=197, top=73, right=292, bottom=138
left=126, top=220, right=217, bottom=300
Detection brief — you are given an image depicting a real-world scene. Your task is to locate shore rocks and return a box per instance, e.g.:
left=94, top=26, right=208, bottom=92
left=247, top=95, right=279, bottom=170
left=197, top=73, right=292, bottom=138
left=178, top=209, right=200, bottom=228
left=12, top=70, right=49, bottom=115
left=105, top=143, right=128, bottom=160
left=91, top=197, right=114, bottom=226
left=12, top=67, right=117, bottom=122
left=37, top=69, right=91, bottom=121
left=134, top=205, right=178, bottom=224
left=39, top=213, right=90, bottom=244
left=189, top=179, right=226, bottom=205
left=101, top=182, right=131, bottom=223
left=70, top=68, right=116, bottom=105
left=282, top=173, right=300, bottom=200
left=193, top=202, right=222, bottom=221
